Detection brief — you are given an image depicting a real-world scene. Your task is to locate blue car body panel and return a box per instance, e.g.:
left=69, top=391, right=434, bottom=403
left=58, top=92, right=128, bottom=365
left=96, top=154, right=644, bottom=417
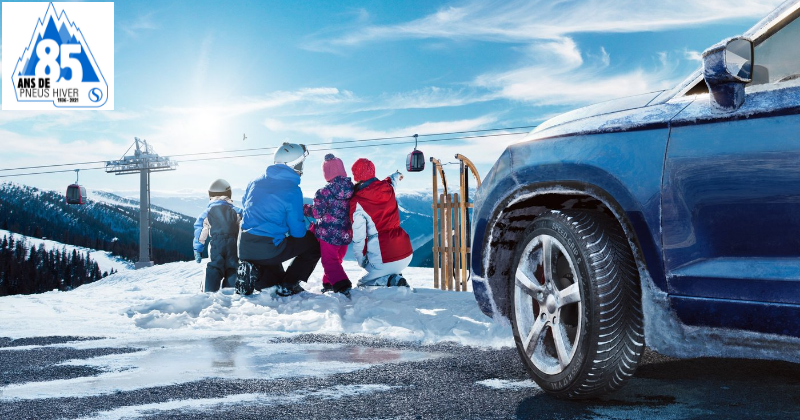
left=472, top=1, right=800, bottom=355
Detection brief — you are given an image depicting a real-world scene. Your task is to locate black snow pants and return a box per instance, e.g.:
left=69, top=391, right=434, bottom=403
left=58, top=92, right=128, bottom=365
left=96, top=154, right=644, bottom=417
left=240, top=230, right=321, bottom=290
left=205, top=234, right=238, bottom=292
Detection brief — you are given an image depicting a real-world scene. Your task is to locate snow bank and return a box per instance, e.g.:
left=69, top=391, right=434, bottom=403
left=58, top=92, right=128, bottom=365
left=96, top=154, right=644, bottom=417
left=0, top=229, right=133, bottom=274
left=0, top=260, right=512, bottom=349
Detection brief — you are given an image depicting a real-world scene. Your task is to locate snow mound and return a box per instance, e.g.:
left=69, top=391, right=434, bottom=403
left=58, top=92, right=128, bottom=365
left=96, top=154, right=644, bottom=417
left=0, top=260, right=512, bottom=349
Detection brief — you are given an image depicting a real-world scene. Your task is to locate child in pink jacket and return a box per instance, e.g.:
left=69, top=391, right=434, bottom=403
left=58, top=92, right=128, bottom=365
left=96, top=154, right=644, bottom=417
left=303, top=154, right=354, bottom=296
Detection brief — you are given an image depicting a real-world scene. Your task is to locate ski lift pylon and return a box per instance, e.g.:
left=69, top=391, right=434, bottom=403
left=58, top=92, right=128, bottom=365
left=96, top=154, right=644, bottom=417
left=66, top=169, right=87, bottom=205
left=406, top=134, right=425, bottom=172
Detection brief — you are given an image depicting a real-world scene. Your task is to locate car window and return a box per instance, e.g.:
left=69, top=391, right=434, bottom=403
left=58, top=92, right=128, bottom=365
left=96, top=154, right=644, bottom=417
left=752, top=14, right=800, bottom=85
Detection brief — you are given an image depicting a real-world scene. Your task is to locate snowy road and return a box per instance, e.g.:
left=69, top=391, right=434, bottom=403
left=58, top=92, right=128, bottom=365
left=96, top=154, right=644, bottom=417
left=1, top=261, right=799, bottom=418
left=1, top=335, right=799, bottom=419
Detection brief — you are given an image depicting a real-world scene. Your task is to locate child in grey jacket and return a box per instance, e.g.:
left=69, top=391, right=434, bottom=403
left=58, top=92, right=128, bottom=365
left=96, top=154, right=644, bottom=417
left=193, top=179, right=243, bottom=292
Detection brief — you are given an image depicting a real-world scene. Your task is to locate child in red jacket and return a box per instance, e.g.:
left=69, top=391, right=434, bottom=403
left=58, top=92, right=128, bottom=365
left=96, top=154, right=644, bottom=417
left=349, top=158, right=413, bottom=287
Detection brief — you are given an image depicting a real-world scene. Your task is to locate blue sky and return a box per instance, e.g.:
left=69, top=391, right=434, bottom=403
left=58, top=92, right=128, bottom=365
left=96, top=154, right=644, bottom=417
left=0, top=0, right=784, bottom=197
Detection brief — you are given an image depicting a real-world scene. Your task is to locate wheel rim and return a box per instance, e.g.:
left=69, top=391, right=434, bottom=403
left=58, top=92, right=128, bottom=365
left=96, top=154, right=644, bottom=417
left=514, top=234, right=583, bottom=375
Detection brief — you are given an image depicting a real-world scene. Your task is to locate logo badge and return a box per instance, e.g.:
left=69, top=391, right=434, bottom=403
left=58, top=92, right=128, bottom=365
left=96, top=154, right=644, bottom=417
left=2, top=2, right=114, bottom=110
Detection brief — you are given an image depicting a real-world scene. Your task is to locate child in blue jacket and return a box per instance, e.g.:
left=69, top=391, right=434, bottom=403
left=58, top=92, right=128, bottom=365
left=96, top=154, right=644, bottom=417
left=193, top=179, right=242, bottom=292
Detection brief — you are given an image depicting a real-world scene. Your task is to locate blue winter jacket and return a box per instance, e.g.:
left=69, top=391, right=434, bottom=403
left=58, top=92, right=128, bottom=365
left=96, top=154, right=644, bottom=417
left=193, top=198, right=243, bottom=253
left=240, top=164, right=306, bottom=246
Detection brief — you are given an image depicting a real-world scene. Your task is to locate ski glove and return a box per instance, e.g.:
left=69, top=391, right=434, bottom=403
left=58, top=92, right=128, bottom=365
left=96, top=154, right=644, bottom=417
left=194, top=251, right=202, bottom=263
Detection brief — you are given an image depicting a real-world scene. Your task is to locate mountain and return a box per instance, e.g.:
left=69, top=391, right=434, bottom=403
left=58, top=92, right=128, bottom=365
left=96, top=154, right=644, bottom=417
left=0, top=229, right=130, bottom=296
left=0, top=183, right=195, bottom=266
left=0, top=228, right=132, bottom=275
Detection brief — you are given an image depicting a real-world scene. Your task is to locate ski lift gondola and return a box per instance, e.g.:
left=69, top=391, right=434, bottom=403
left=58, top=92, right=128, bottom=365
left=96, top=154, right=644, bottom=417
left=66, top=169, right=87, bottom=205
left=406, top=134, right=425, bottom=172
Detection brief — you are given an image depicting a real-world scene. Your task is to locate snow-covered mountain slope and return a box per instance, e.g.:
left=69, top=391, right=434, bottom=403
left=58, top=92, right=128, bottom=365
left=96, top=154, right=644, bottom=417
left=0, top=229, right=133, bottom=274
left=91, top=191, right=186, bottom=224
left=0, top=183, right=195, bottom=264
left=0, top=260, right=511, bottom=348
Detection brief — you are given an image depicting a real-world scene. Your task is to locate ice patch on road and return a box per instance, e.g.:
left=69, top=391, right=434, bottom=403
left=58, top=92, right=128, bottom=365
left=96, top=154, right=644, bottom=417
left=588, top=403, right=711, bottom=420
left=75, top=393, right=266, bottom=420
left=75, top=384, right=397, bottom=420
left=1, top=338, right=433, bottom=400
left=476, top=379, right=541, bottom=391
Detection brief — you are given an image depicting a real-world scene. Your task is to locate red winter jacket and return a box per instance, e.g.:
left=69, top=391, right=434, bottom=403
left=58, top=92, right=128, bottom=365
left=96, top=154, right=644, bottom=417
left=349, top=174, right=413, bottom=265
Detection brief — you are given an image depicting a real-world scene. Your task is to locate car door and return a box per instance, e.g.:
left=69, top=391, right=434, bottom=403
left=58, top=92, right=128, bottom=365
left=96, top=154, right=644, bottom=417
left=661, top=14, right=800, bottom=335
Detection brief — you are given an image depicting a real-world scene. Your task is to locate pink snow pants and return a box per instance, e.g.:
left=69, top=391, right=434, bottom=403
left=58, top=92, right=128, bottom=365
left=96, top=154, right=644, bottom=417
left=320, top=240, right=350, bottom=286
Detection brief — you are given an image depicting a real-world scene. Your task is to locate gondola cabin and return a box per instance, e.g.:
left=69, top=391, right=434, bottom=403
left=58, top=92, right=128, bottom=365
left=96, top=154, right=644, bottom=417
left=66, top=184, right=87, bottom=205
left=406, top=134, right=425, bottom=172
left=406, top=149, right=425, bottom=172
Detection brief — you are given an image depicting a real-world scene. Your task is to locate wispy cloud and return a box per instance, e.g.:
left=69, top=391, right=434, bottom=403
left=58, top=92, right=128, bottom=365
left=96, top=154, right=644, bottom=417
left=0, top=110, right=141, bottom=128
left=307, top=0, right=782, bottom=50
left=264, top=115, right=499, bottom=142
left=302, top=0, right=782, bottom=106
left=155, top=87, right=357, bottom=118
left=684, top=49, right=703, bottom=62
left=121, top=11, right=158, bottom=38
left=360, top=86, right=496, bottom=112
left=472, top=38, right=682, bottom=105
left=0, top=129, right=124, bottom=166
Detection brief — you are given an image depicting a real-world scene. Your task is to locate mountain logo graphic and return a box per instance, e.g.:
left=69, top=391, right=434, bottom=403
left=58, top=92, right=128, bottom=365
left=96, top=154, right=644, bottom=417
left=9, top=2, right=110, bottom=109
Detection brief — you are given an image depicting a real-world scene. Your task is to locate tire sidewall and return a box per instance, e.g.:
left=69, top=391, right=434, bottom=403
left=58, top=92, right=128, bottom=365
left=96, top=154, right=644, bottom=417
left=510, top=212, right=595, bottom=394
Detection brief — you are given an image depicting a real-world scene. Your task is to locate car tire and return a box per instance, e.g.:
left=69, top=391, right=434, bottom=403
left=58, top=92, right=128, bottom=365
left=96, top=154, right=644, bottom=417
left=510, top=210, right=644, bottom=399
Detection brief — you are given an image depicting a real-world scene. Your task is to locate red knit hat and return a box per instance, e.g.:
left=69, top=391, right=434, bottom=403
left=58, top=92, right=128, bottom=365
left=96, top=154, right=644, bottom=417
left=322, top=154, right=347, bottom=182
left=351, top=158, right=375, bottom=182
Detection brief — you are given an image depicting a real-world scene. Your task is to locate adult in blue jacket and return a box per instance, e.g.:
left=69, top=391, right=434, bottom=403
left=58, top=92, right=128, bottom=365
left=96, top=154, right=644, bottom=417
left=237, top=143, right=321, bottom=296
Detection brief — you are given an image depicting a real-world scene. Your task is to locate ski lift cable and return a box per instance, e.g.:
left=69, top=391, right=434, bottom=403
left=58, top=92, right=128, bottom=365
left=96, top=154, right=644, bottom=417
left=0, top=167, right=105, bottom=178
left=174, top=130, right=531, bottom=160
left=174, top=132, right=528, bottom=163
left=167, top=126, right=537, bottom=158
left=0, top=159, right=109, bottom=172
left=0, top=131, right=530, bottom=175
left=0, top=124, right=538, bottom=172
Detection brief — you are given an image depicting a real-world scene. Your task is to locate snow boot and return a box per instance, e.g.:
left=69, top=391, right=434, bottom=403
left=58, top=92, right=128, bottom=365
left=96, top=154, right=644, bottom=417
left=387, top=274, right=409, bottom=287
left=331, top=279, right=352, bottom=298
left=275, top=281, right=305, bottom=297
left=236, top=260, right=258, bottom=295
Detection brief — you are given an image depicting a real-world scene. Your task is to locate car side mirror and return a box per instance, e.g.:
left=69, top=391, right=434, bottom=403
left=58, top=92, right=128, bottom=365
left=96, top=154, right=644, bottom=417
left=702, top=37, right=753, bottom=111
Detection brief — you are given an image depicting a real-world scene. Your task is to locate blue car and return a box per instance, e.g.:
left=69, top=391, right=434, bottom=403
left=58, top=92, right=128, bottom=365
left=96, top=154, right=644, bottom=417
left=471, top=0, right=800, bottom=399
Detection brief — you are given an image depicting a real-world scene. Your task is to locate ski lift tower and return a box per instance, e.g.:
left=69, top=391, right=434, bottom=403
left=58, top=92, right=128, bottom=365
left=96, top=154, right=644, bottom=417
left=105, top=138, right=177, bottom=269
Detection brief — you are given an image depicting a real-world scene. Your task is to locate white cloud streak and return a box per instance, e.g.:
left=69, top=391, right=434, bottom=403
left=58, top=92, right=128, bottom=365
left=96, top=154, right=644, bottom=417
left=121, top=11, right=158, bottom=38
left=302, top=0, right=783, bottom=107
left=473, top=38, right=681, bottom=105
left=155, top=87, right=356, bottom=119
left=264, top=115, right=498, bottom=142
left=308, top=0, right=782, bottom=49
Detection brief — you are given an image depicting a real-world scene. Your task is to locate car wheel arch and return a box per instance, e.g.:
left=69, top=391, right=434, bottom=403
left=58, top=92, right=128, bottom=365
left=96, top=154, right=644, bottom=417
left=481, top=181, right=653, bottom=320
